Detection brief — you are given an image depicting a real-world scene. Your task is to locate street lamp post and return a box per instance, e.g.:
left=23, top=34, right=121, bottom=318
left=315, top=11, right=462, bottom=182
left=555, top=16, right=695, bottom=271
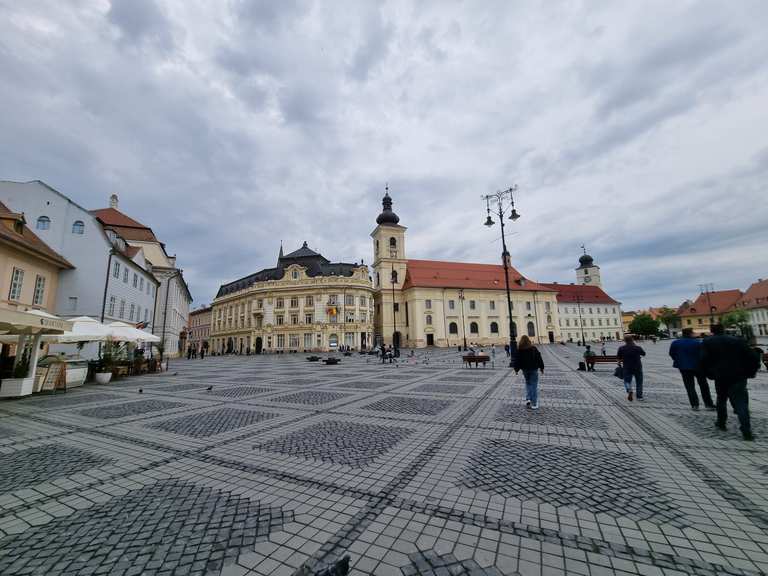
left=575, top=294, right=586, bottom=345
left=483, top=186, right=521, bottom=367
left=699, top=283, right=715, bottom=327
left=458, top=289, right=468, bottom=351
left=391, top=263, right=398, bottom=355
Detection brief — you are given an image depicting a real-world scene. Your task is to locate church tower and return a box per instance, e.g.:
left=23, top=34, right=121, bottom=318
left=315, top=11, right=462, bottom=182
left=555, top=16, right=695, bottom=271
left=371, top=187, right=407, bottom=348
left=576, top=247, right=602, bottom=288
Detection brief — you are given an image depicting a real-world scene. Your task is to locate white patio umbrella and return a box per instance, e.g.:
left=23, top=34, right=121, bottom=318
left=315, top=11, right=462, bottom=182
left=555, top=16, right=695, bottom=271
left=0, top=315, right=108, bottom=344
left=106, top=321, right=161, bottom=343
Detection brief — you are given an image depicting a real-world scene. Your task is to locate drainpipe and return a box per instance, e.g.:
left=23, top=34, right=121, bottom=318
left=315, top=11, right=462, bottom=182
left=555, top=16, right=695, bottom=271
left=100, top=250, right=115, bottom=323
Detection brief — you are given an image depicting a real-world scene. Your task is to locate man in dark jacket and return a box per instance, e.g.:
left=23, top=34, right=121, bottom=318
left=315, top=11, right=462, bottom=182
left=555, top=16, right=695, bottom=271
left=669, top=328, right=714, bottom=411
left=618, top=336, right=646, bottom=401
left=700, top=324, right=760, bottom=441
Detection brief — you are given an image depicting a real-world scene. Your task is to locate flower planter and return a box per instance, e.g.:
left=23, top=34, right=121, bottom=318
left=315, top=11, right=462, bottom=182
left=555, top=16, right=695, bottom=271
left=94, top=372, right=113, bottom=385
left=0, top=377, right=35, bottom=398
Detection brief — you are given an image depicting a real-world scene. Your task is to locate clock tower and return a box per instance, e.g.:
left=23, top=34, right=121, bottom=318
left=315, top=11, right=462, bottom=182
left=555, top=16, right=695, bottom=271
left=576, top=247, right=602, bottom=288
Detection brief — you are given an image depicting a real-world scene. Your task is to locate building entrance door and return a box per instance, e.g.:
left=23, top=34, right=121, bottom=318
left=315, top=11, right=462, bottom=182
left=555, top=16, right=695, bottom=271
left=426, top=334, right=435, bottom=346
left=548, top=331, right=555, bottom=343
left=255, top=337, right=263, bottom=354
left=393, top=331, right=401, bottom=350
left=360, top=332, right=367, bottom=350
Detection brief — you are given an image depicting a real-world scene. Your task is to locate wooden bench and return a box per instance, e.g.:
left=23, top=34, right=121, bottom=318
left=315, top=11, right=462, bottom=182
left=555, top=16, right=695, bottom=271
left=462, top=355, right=490, bottom=368
left=323, top=358, right=341, bottom=365
left=583, top=355, right=619, bottom=370
left=306, top=356, right=321, bottom=362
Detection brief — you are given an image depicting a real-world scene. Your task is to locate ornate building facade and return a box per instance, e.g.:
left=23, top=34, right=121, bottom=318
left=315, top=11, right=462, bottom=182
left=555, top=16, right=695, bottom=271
left=371, top=192, right=561, bottom=348
left=211, top=243, right=374, bottom=354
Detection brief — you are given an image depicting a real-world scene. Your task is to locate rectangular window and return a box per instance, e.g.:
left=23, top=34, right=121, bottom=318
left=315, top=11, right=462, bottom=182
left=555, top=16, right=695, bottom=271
left=276, top=314, right=284, bottom=326
left=469, top=300, right=476, bottom=310
left=257, top=299, right=263, bottom=309
left=566, top=319, right=570, bottom=326
left=304, top=333, right=313, bottom=348
left=359, top=296, right=366, bottom=307
left=425, top=299, right=432, bottom=309
left=144, top=308, right=149, bottom=322
left=277, top=334, right=285, bottom=348
left=290, top=297, right=299, bottom=308
left=139, top=277, right=144, bottom=291
left=33, top=275, right=46, bottom=306
left=133, top=273, right=138, bottom=288
left=129, top=304, right=135, bottom=321
left=119, top=300, right=126, bottom=318
left=108, top=296, right=116, bottom=316
left=393, top=303, right=399, bottom=312
left=360, top=312, right=367, bottom=323
left=526, top=301, right=531, bottom=311
left=346, top=311, right=355, bottom=323
left=113, top=262, right=120, bottom=278
left=123, top=268, right=128, bottom=283
left=290, top=334, right=299, bottom=348
left=448, top=300, right=455, bottom=310
left=545, top=302, right=551, bottom=312
left=68, top=296, right=78, bottom=311
left=276, top=298, right=284, bottom=309
left=305, top=313, right=313, bottom=324
left=291, top=314, right=299, bottom=325
left=344, top=332, right=355, bottom=346
left=9, top=268, right=24, bottom=301
left=328, top=294, right=337, bottom=305
left=305, top=296, right=313, bottom=307
left=588, top=307, right=593, bottom=314
left=345, top=294, right=355, bottom=306
left=146, top=282, right=151, bottom=295
left=489, top=300, right=495, bottom=311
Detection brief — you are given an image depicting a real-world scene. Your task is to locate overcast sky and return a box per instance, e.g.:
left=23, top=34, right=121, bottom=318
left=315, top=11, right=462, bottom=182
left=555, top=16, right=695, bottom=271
left=1, top=0, right=767, bottom=310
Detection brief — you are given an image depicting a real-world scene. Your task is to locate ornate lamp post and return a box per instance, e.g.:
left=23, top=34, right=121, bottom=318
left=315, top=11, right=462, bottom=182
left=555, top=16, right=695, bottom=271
left=483, top=186, right=521, bottom=366
left=458, top=289, right=468, bottom=351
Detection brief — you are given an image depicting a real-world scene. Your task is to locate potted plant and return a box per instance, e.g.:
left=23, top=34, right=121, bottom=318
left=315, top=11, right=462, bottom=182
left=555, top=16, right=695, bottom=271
left=95, top=337, right=116, bottom=384
left=0, top=346, right=34, bottom=398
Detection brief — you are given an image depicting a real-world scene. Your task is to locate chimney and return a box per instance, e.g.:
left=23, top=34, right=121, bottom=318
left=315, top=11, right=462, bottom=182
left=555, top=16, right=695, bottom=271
left=110, top=194, right=119, bottom=209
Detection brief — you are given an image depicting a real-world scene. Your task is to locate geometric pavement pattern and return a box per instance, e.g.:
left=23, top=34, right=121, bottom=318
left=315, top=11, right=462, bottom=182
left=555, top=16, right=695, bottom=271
left=148, top=408, right=278, bottom=438
left=0, top=443, right=115, bottom=494
left=0, top=480, right=290, bottom=576
left=256, top=420, right=413, bottom=467
left=268, top=390, right=351, bottom=405
left=459, top=439, right=686, bottom=526
left=1, top=343, right=768, bottom=576
left=361, top=396, right=454, bottom=416
left=78, top=399, right=184, bottom=419
left=494, top=403, right=610, bottom=429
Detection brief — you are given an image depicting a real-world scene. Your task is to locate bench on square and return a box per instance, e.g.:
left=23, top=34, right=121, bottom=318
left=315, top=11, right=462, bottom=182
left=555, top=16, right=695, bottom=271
left=462, top=355, right=490, bottom=368
left=590, top=355, right=619, bottom=364
left=323, top=357, right=341, bottom=365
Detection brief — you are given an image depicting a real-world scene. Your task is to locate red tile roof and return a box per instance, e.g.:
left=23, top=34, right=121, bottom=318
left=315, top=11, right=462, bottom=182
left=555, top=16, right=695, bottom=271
left=91, top=208, right=159, bottom=242
left=734, top=279, right=768, bottom=310
left=539, top=283, right=620, bottom=305
left=0, top=201, right=73, bottom=269
left=679, top=289, right=743, bottom=317
left=401, top=259, right=555, bottom=292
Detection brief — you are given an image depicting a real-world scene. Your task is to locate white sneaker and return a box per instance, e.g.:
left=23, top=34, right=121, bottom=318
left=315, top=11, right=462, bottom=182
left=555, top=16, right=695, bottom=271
left=532, top=404, right=539, bottom=410
left=525, top=400, right=531, bottom=409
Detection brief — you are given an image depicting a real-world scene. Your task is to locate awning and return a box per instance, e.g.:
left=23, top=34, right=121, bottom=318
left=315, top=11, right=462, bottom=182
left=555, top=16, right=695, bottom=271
left=0, top=308, right=71, bottom=335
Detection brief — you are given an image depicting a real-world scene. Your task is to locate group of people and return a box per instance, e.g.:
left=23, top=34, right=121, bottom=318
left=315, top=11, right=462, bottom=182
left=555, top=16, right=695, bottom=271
left=511, top=325, right=761, bottom=440
left=186, top=345, right=206, bottom=360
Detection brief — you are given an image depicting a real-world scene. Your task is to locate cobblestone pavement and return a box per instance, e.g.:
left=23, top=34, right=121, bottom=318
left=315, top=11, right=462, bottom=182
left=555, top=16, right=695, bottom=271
left=0, top=343, right=767, bottom=576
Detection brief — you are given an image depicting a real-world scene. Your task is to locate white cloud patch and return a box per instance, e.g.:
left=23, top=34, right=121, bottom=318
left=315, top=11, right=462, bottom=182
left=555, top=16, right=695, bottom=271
left=0, top=0, right=767, bottom=309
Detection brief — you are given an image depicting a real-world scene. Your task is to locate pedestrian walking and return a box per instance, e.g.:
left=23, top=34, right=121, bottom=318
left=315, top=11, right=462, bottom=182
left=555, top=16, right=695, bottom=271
left=601, top=342, right=607, bottom=356
left=504, top=344, right=510, bottom=357
left=186, top=346, right=192, bottom=360
left=513, top=335, right=544, bottom=409
left=618, top=335, right=646, bottom=401
left=669, top=328, right=714, bottom=411
left=200, top=346, right=205, bottom=359
left=701, top=324, right=760, bottom=441
left=583, top=345, right=597, bottom=371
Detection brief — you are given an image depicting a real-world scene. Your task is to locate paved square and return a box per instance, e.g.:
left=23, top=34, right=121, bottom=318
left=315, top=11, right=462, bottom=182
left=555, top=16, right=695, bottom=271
left=0, top=343, right=766, bottom=576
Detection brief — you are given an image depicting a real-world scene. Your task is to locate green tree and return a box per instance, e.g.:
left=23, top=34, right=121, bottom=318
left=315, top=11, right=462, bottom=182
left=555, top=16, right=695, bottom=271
left=656, top=306, right=679, bottom=337
left=628, top=313, right=660, bottom=336
left=721, top=309, right=749, bottom=328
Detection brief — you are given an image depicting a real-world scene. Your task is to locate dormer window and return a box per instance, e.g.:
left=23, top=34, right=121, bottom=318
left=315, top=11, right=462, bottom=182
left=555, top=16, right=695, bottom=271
left=36, top=216, right=50, bottom=230
left=72, top=220, right=85, bottom=235
left=291, top=270, right=299, bottom=280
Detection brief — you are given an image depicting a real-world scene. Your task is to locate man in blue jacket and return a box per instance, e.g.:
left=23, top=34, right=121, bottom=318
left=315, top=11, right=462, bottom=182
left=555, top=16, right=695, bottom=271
left=669, top=328, right=714, bottom=411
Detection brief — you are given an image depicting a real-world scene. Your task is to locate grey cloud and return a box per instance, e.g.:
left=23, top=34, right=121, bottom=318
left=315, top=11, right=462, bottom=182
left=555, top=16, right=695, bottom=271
left=108, top=0, right=173, bottom=50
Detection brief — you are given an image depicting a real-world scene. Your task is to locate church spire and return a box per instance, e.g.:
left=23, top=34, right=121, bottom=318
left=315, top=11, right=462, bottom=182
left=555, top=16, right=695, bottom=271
left=277, top=241, right=284, bottom=265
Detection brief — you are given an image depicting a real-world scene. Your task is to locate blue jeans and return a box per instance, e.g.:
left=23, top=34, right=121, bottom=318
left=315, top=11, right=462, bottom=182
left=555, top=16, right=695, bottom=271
left=623, top=367, right=643, bottom=397
left=523, top=370, right=539, bottom=406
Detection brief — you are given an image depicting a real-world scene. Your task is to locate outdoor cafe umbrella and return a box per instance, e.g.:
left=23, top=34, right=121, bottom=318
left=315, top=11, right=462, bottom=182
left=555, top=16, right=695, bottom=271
left=106, top=321, right=161, bottom=343
left=0, top=315, right=111, bottom=344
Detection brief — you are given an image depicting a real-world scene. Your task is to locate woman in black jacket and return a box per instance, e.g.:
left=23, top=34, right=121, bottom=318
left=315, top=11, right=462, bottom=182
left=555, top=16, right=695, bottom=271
left=513, top=335, right=545, bottom=409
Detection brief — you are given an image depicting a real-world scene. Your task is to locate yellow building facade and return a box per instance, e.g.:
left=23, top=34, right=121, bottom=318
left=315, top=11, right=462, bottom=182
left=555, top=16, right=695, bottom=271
left=371, top=193, right=561, bottom=348
left=211, top=243, right=374, bottom=354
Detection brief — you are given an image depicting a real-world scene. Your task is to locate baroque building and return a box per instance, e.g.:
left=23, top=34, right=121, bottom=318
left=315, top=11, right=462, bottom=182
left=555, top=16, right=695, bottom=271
left=371, top=192, right=561, bottom=348
left=211, top=243, right=374, bottom=354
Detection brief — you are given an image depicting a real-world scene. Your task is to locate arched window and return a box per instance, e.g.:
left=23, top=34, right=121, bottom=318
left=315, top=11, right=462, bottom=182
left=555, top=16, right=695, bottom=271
left=426, top=315, right=432, bottom=325
left=36, top=216, right=50, bottom=230
left=72, top=220, right=85, bottom=234
left=470, top=322, right=479, bottom=334
left=391, top=270, right=398, bottom=284
left=527, top=321, right=536, bottom=337
left=490, top=321, right=499, bottom=334
left=449, top=322, right=458, bottom=334
left=389, top=237, right=397, bottom=248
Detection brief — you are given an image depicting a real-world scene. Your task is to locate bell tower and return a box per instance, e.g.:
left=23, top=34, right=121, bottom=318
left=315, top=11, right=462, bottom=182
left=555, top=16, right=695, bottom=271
left=576, top=246, right=602, bottom=288
left=371, top=186, right=407, bottom=347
